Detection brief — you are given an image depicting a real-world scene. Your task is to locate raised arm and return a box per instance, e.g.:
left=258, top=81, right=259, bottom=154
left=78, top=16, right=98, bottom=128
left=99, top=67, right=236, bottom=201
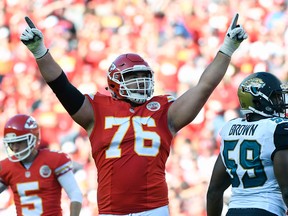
left=168, top=14, right=248, bottom=134
left=20, top=17, right=94, bottom=131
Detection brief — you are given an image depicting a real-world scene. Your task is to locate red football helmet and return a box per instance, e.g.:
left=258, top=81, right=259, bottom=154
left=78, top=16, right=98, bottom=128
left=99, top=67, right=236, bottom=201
left=107, top=53, right=154, bottom=104
left=3, top=114, right=40, bottom=162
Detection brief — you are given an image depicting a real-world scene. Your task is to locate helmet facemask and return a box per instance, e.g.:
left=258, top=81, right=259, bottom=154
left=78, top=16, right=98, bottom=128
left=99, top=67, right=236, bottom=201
left=273, top=83, right=288, bottom=117
left=120, top=69, right=154, bottom=104
left=108, top=67, right=154, bottom=104
left=3, top=133, right=37, bottom=162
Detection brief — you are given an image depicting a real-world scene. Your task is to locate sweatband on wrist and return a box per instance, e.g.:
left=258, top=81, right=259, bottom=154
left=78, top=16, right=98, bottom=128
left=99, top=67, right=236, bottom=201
left=36, top=49, right=49, bottom=59
left=219, top=50, right=231, bottom=57
left=47, top=71, right=85, bottom=116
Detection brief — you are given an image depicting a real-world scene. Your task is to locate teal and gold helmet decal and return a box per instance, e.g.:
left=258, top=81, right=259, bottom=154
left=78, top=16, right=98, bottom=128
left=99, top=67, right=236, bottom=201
left=238, top=72, right=287, bottom=118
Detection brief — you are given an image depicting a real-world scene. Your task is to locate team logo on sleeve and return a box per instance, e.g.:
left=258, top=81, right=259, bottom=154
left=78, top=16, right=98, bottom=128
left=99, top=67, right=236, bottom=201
left=146, top=101, right=160, bottom=111
left=167, top=95, right=176, bottom=102
left=39, top=165, right=52, bottom=178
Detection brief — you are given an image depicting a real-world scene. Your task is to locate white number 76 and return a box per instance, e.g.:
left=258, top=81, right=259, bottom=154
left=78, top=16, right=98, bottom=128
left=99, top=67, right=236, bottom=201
left=105, top=116, right=161, bottom=158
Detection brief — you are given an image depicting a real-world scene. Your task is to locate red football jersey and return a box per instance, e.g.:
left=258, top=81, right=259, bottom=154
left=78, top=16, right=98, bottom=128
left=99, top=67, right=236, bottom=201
left=0, top=149, right=72, bottom=216
left=87, top=93, right=174, bottom=214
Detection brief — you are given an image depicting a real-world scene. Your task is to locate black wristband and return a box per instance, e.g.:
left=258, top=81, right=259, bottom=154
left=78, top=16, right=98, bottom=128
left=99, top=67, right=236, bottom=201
left=47, top=71, right=85, bottom=116
left=36, top=49, right=49, bottom=60
left=219, top=50, right=231, bottom=57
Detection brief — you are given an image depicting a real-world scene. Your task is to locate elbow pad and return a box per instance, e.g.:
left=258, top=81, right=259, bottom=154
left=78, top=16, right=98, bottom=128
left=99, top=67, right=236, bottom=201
left=47, top=71, right=85, bottom=116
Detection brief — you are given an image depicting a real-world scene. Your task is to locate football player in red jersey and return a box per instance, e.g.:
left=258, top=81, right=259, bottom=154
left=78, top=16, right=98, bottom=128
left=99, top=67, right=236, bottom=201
left=0, top=114, right=82, bottom=216
left=20, top=14, right=247, bottom=215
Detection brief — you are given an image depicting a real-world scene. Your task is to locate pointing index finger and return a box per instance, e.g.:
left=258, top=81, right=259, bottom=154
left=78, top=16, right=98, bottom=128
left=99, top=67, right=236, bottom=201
left=25, top=16, right=36, bottom=29
left=230, top=13, right=239, bottom=30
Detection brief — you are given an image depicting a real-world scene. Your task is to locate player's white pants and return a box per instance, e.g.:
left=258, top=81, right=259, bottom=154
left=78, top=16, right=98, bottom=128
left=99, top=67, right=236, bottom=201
left=99, top=205, right=169, bottom=216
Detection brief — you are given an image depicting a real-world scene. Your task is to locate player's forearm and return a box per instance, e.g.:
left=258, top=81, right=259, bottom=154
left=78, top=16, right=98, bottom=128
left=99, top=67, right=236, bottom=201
left=58, top=170, right=83, bottom=215
left=206, top=197, right=223, bottom=216
left=198, top=51, right=230, bottom=93
left=70, top=201, right=82, bottom=216
left=198, top=12, right=247, bottom=93
left=36, top=51, right=63, bottom=82
left=281, top=188, right=288, bottom=208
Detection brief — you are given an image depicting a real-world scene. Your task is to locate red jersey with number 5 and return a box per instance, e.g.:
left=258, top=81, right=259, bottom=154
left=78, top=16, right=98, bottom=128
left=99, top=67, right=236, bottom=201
left=0, top=149, right=72, bottom=216
left=87, top=92, right=175, bottom=214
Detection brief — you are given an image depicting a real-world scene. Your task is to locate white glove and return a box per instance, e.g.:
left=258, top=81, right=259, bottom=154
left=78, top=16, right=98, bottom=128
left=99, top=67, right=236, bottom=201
left=220, top=13, right=248, bottom=57
left=20, top=17, right=48, bottom=59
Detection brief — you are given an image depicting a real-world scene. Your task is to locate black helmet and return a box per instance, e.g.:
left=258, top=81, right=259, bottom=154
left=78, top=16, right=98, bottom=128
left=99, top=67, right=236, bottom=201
left=238, top=72, right=288, bottom=118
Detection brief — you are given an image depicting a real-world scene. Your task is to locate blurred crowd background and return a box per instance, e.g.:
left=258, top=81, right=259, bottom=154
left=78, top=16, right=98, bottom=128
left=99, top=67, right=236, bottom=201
left=0, top=0, right=287, bottom=215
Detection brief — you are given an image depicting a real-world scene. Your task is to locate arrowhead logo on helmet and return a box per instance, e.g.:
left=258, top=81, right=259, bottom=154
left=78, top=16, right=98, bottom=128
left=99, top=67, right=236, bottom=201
left=25, top=117, right=38, bottom=129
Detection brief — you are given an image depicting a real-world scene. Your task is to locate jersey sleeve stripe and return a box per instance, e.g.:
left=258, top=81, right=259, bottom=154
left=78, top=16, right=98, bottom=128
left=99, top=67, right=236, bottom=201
left=55, top=161, right=73, bottom=177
